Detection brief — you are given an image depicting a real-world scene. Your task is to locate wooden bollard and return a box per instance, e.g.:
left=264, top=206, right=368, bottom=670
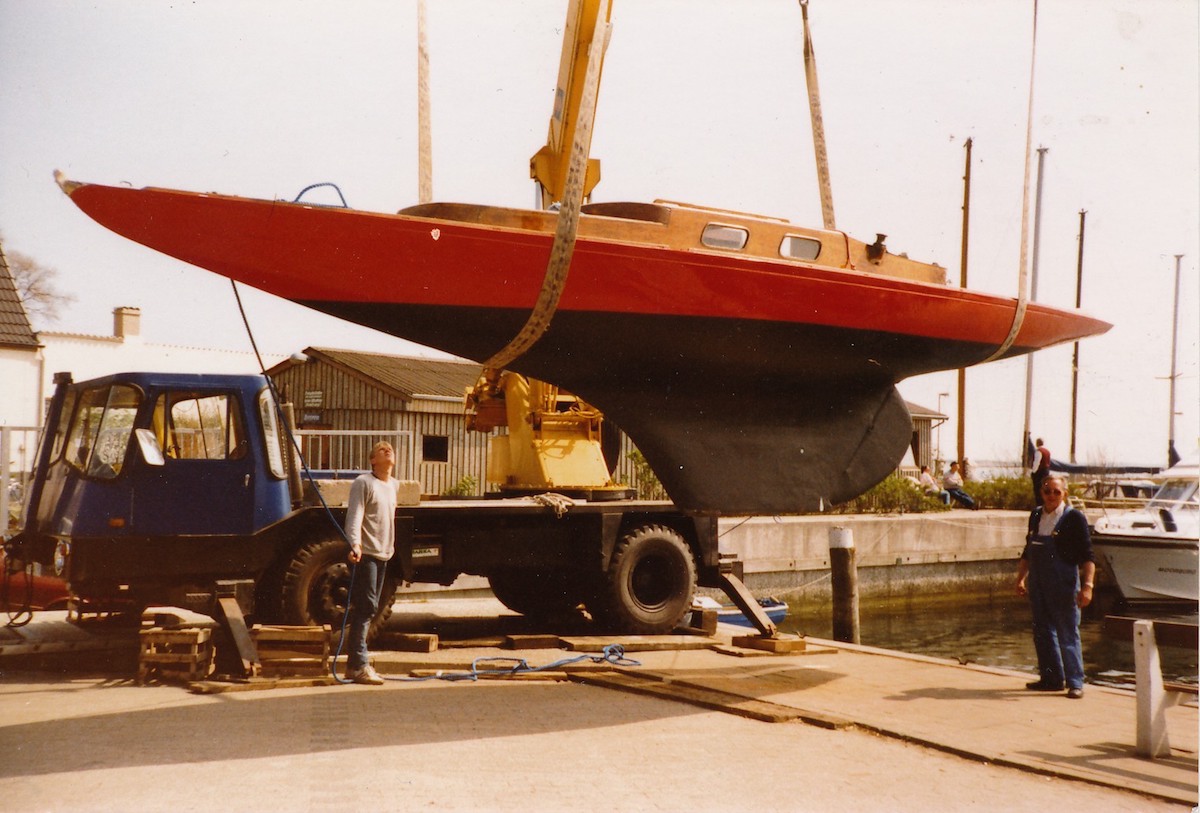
left=829, top=526, right=860, bottom=644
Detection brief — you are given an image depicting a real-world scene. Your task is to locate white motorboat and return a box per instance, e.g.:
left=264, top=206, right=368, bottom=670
left=1091, top=459, right=1199, bottom=606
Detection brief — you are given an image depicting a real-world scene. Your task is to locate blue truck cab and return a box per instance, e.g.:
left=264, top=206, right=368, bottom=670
left=16, top=371, right=295, bottom=609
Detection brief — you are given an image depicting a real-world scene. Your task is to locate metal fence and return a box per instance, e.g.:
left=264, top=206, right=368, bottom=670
left=292, top=429, right=414, bottom=480
left=2, top=425, right=42, bottom=532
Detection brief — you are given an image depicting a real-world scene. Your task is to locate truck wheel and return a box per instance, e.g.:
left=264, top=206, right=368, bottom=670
left=590, top=524, right=696, bottom=634
left=280, top=538, right=396, bottom=641
left=488, top=570, right=586, bottom=620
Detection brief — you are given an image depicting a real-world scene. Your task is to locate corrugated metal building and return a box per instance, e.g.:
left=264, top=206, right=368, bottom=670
left=265, top=347, right=492, bottom=497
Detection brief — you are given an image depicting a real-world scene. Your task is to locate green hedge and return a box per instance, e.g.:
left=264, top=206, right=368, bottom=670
left=830, top=475, right=952, bottom=515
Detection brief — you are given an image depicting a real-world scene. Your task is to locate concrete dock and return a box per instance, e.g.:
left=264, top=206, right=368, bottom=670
left=1, top=598, right=1195, bottom=811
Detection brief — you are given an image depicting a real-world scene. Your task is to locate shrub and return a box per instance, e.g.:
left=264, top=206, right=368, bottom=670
left=442, top=475, right=477, bottom=498
left=969, top=475, right=1034, bottom=511
left=626, top=450, right=668, bottom=501
left=830, top=475, right=952, bottom=515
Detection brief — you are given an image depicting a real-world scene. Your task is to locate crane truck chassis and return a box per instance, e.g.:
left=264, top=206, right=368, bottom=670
left=7, top=371, right=770, bottom=671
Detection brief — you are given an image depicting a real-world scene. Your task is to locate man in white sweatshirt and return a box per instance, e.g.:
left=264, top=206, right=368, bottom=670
left=344, top=441, right=398, bottom=685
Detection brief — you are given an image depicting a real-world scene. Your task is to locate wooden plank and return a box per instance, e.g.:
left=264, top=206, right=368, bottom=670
left=504, top=635, right=563, bottom=650
left=188, top=675, right=338, bottom=694
left=254, top=652, right=326, bottom=666
left=571, top=671, right=852, bottom=728
left=251, top=626, right=331, bottom=642
left=731, top=634, right=807, bottom=654
left=140, top=628, right=212, bottom=644
left=559, top=635, right=719, bottom=653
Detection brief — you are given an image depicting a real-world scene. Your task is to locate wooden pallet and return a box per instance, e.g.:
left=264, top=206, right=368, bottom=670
left=138, top=627, right=213, bottom=684
left=250, top=625, right=331, bottom=676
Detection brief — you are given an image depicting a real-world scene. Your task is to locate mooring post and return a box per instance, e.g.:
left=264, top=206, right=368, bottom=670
left=1134, top=619, right=1171, bottom=758
left=829, top=526, right=859, bottom=643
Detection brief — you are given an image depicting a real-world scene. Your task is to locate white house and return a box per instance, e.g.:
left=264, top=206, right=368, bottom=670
left=37, top=305, right=287, bottom=394
left=0, top=244, right=42, bottom=430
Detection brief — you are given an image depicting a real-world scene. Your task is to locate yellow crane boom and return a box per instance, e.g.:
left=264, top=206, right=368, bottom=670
left=529, top=0, right=612, bottom=207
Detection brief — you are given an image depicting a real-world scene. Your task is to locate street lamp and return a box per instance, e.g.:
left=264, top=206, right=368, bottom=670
left=936, top=392, right=950, bottom=466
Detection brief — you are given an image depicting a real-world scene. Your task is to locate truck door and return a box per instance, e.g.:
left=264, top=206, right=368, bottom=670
left=131, top=389, right=257, bottom=536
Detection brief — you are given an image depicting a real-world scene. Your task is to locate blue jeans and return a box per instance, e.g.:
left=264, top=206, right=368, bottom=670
left=1025, top=538, right=1084, bottom=689
left=947, top=488, right=975, bottom=509
left=347, top=555, right=388, bottom=671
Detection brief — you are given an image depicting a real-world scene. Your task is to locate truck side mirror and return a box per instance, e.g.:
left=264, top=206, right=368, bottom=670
left=135, top=428, right=165, bottom=467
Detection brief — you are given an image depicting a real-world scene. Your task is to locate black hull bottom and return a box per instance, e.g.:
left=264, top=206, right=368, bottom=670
left=301, top=300, right=999, bottom=515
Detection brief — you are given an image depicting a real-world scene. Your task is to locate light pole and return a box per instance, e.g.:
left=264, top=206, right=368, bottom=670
left=1168, top=254, right=1183, bottom=466
left=936, top=391, right=950, bottom=467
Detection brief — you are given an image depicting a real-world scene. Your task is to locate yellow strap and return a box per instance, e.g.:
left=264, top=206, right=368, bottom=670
left=485, top=21, right=611, bottom=371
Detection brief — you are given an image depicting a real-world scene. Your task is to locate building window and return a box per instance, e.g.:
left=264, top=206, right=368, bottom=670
left=422, top=435, right=449, bottom=463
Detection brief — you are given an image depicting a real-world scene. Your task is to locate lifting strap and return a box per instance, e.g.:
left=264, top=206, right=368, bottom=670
left=983, top=0, right=1039, bottom=362
left=484, top=20, right=612, bottom=371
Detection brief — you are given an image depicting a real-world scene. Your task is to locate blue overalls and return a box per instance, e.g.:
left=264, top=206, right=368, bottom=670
left=1024, top=516, right=1084, bottom=690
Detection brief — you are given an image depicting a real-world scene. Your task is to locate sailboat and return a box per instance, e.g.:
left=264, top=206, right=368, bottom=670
left=54, top=174, right=1110, bottom=515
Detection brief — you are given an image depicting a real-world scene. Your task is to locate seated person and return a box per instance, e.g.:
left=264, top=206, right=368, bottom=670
left=919, top=465, right=950, bottom=505
left=943, top=461, right=976, bottom=509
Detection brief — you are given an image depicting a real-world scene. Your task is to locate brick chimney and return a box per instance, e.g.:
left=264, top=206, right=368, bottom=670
left=113, top=306, right=141, bottom=340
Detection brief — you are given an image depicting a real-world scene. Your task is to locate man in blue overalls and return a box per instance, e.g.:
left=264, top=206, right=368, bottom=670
left=1015, top=475, right=1096, bottom=699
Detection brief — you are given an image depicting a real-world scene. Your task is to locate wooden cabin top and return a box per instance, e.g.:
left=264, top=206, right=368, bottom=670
left=399, top=200, right=947, bottom=285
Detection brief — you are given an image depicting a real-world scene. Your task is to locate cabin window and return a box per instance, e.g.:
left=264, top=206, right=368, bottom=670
left=780, top=234, right=822, bottom=261
left=151, top=392, right=247, bottom=461
left=63, top=384, right=141, bottom=480
left=700, top=223, right=749, bottom=251
left=422, top=435, right=449, bottom=464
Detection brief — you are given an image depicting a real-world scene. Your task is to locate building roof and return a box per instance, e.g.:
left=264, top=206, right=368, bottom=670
left=0, top=241, right=39, bottom=349
left=906, top=401, right=946, bottom=420
left=279, top=347, right=483, bottom=400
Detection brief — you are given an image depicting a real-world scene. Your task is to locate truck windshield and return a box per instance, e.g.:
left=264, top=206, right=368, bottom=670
left=63, top=384, right=141, bottom=479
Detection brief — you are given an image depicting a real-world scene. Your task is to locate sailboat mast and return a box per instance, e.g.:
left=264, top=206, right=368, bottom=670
left=1069, top=209, right=1086, bottom=464
left=800, top=0, right=836, bottom=230
left=1168, top=253, right=1183, bottom=466
left=1021, top=146, right=1048, bottom=462
left=417, top=0, right=433, bottom=204
left=956, top=137, right=972, bottom=465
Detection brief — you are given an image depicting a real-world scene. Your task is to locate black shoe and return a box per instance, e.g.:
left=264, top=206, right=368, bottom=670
left=1066, top=687, right=1084, bottom=699
left=1025, top=679, right=1065, bottom=692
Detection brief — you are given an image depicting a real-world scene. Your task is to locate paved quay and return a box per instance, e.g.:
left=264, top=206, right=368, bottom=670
left=1, top=598, right=1195, bottom=812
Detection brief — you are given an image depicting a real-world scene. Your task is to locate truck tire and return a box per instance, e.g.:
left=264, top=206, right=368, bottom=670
left=280, top=537, right=396, bottom=642
left=590, top=524, right=696, bottom=634
left=487, top=570, right=586, bottom=620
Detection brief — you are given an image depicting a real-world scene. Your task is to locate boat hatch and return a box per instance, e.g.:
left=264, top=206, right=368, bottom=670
left=701, top=223, right=749, bottom=250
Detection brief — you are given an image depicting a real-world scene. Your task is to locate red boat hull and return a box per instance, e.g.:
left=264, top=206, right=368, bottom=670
left=61, top=181, right=1111, bottom=514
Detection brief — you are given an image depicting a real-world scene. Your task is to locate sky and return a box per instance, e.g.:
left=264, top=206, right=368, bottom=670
left=1, top=0, right=1197, bottom=469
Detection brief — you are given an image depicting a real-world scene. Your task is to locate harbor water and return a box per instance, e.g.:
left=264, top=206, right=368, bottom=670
left=776, top=592, right=1198, bottom=688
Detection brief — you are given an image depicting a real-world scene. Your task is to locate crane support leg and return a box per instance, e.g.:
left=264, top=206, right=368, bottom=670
left=212, top=579, right=261, bottom=678
left=718, top=570, right=778, bottom=638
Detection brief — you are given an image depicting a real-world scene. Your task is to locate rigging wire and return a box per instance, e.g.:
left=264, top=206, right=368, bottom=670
left=229, top=279, right=360, bottom=683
